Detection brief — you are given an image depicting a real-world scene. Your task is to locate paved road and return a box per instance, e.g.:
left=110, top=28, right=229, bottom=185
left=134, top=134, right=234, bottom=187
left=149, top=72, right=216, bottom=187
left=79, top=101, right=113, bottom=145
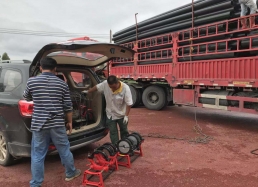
left=1, top=106, right=258, bottom=187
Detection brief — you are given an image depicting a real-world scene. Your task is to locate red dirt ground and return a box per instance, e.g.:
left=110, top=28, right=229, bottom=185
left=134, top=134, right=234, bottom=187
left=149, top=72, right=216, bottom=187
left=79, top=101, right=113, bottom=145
left=1, top=106, right=258, bottom=187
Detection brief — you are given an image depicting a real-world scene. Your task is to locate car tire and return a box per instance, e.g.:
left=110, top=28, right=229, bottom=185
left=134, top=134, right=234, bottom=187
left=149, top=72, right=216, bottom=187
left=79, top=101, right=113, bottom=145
left=142, top=86, right=167, bottom=110
left=129, top=85, right=141, bottom=108
left=0, top=131, right=15, bottom=166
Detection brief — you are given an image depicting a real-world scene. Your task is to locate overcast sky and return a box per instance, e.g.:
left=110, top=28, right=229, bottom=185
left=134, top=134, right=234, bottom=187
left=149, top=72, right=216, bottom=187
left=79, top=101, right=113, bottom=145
left=0, top=0, right=191, bottom=60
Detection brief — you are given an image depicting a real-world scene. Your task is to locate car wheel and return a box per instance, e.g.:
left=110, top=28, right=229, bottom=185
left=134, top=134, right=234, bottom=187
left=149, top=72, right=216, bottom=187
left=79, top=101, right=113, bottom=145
left=129, top=85, right=141, bottom=108
left=142, top=86, right=167, bottom=110
left=0, top=131, right=15, bottom=166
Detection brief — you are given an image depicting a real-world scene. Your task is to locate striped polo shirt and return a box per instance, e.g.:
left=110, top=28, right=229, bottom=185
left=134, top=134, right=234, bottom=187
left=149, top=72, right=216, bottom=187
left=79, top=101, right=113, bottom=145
left=23, top=72, right=73, bottom=131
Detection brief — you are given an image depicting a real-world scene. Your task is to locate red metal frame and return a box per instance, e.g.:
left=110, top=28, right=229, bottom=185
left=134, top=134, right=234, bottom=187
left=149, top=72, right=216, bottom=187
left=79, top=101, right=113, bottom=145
left=117, top=142, right=144, bottom=168
left=179, top=14, right=257, bottom=42
left=82, top=154, right=118, bottom=187
left=82, top=142, right=144, bottom=186
left=138, top=48, right=172, bottom=61
left=120, top=33, right=173, bottom=50
left=179, top=35, right=258, bottom=58
left=111, top=14, right=258, bottom=68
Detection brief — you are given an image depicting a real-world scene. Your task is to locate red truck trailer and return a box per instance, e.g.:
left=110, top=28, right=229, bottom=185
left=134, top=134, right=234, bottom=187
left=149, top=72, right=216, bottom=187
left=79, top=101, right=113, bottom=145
left=110, top=14, right=258, bottom=115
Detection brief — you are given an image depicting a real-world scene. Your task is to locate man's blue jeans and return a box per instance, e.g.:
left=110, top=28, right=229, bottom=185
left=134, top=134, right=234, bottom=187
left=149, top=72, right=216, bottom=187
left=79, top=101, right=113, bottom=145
left=30, top=127, right=76, bottom=187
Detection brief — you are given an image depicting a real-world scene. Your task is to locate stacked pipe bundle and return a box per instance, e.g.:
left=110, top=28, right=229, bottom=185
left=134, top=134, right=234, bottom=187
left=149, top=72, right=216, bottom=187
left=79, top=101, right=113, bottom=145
left=111, top=0, right=258, bottom=66
left=113, top=0, right=240, bottom=44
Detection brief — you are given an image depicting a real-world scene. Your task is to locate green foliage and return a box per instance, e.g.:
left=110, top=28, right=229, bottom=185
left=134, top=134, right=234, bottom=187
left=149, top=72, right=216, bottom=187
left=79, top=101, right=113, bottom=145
left=2, top=53, right=10, bottom=60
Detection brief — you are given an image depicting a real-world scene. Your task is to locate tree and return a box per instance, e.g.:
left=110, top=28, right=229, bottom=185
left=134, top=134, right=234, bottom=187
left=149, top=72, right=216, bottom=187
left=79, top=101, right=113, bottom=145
left=2, top=53, right=10, bottom=60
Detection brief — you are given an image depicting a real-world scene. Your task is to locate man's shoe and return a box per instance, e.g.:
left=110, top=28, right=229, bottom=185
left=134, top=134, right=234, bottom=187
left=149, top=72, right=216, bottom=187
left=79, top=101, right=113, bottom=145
left=65, top=169, right=81, bottom=182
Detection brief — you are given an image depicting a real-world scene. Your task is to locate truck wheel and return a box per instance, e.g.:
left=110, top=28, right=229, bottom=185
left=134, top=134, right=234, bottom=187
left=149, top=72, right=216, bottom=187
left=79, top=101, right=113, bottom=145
left=0, top=131, right=15, bottom=166
left=142, top=86, right=166, bottom=110
left=129, top=85, right=141, bottom=108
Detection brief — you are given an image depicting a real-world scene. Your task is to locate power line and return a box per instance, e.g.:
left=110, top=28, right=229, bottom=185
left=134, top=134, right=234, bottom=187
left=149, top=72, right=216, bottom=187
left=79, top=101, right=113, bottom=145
left=0, top=28, right=110, bottom=38
left=0, top=31, right=110, bottom=38
left=0, top=27, right=109, bottom=36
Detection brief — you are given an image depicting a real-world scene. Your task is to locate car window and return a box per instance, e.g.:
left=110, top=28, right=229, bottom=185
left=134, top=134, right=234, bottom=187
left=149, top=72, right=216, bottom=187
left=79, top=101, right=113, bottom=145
left=70, top=72, right=91, bottom=88
left=0, top=69, right=22, bottom=92
left=56, top=73, right=67, bottom=82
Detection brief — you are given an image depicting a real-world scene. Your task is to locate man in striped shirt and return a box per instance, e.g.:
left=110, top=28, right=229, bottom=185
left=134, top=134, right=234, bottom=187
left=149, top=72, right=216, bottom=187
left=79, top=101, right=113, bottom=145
left=23, top=57, right=81, bottom=187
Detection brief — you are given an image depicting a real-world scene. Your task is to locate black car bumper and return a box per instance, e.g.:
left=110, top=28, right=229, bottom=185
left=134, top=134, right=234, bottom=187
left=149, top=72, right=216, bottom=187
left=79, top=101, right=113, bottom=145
left=8, top=128, right=108, bottom=157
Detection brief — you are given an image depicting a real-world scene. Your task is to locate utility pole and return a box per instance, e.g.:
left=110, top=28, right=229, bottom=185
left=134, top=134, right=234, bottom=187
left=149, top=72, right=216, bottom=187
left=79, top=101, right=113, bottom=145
left=191, top=0, right=194, bottom=28
left=107, top=29, right=112, bottom=76
left=110, top=29, right=112, bottom=43
left=135, top=13, right=138, bottom=41
left=190, top=0, right=194, bottom=77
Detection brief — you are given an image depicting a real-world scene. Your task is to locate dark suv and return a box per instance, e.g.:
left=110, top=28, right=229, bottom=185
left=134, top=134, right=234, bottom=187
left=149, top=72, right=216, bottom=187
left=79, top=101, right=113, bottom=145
left=0, top=41, right=134, bottom=166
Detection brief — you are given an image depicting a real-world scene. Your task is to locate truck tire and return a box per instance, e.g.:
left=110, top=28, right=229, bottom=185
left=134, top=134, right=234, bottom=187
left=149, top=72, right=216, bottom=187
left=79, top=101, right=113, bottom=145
left=0, top=131, right=15, bottom=166
left=142, top=86, right=166, bottom=110
left=129, top=85, right=141, bottom=108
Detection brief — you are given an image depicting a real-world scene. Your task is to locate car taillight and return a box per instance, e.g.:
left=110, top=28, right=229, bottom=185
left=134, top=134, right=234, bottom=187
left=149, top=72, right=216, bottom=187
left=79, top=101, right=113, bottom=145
left=18, top=100, right=33, bottom=117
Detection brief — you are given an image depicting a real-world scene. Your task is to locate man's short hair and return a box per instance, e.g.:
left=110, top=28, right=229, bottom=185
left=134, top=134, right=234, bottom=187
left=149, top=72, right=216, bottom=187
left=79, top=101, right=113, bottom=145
left=40, top=57, right=57, bottom=70
left=107, top=75, right=119, bottom=85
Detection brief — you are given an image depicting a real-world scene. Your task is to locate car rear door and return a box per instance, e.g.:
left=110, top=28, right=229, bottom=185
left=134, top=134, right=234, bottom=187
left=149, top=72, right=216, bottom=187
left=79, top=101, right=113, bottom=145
left=0, top=65, right=31, bottom=142
left=29, top=41, right=135, bottom=76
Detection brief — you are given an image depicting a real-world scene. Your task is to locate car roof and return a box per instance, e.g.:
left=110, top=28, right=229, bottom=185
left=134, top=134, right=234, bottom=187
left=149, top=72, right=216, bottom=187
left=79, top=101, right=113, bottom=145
left=0, top=62, right=31, bottom=68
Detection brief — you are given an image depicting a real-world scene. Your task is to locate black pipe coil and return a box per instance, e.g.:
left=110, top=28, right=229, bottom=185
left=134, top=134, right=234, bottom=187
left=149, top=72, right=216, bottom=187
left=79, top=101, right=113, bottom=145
left=114, top=9, right=235, bottom=44
left=113, top=1, right=235, bottom=40
left=113, top=0, right=231, bottom=37
left=110, top=0, right=257, bottom=65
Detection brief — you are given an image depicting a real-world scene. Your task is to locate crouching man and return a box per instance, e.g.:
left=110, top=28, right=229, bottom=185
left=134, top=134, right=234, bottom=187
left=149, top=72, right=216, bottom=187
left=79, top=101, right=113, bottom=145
left=85, top=75, right=133, bottom=144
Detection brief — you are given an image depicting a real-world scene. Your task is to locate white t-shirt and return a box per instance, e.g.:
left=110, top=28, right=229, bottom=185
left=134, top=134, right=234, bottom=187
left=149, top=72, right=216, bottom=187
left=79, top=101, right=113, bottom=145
left=96, top=80, right=133, bottom=120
